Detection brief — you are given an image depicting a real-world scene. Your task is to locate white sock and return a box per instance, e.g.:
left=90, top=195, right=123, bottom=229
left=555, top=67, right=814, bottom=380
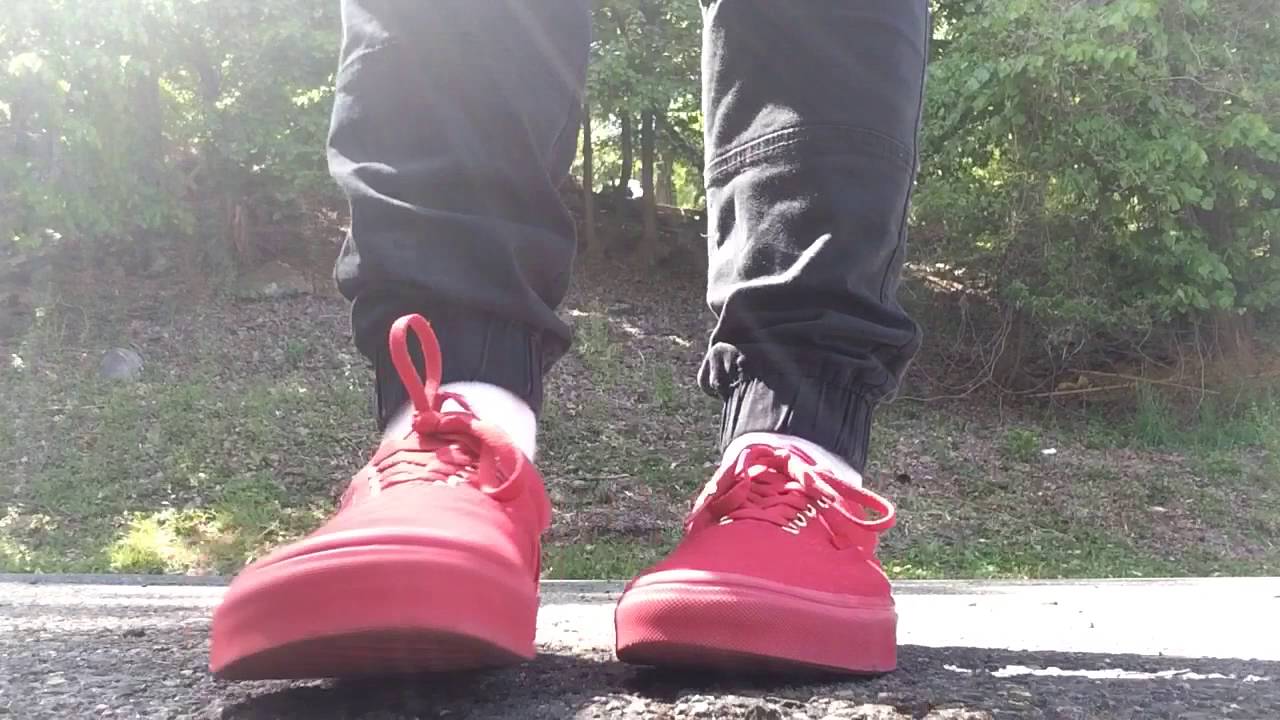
left=383, top=381, right=537, bottom=460
left=721, top=431, right=863, bottom=488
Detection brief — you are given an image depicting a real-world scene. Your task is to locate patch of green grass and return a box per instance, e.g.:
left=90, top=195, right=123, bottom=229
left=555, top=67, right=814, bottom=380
left=1, top=367, right=365, bottom=574
left=543, top=535, right=677, bottom=580
left=650, top=364, right=677, bottom=411
left=884, top=525, right=1204, bottom=580
left=1082, top=417, right=1126, bottom=449
left=1143, top=477, right=1178, bottom=508
left=1117, top=384, right=1280, bottom=454
left=108, top=510, right=204, bottom=573
left=1197, top=450, right=1245, bottom=481
left=1000, top=428, right=1041, bottom=464
left=1132, top=384, right=1179, bottom=447
left=284, top=338, right=307, bottom=367
left=573, top=310, right=618, bottom=381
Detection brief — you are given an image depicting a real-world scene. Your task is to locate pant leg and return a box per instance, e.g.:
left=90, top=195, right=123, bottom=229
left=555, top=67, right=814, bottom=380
left=698, top=0, right=929, bottom=472
left=328, top=0, right=591, bottom=424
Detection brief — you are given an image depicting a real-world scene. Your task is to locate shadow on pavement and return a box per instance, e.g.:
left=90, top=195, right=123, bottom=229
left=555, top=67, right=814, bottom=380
left=2, top=581, right=1274, bottom=719
left=216, top=644, right=1278, bottom=719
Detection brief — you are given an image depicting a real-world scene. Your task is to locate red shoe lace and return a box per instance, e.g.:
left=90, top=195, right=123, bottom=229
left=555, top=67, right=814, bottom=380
left=690, top=445, right=895, bottom=549
left=341, top=314, right=528, bottom=506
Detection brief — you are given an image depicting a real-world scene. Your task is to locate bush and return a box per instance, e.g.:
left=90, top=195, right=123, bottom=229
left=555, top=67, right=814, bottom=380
left=917, top=0, right=1280, bottom=365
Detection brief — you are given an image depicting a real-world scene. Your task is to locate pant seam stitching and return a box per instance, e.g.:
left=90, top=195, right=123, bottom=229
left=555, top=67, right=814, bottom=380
left=706, top=125, right=911, bottom=184
left=878, top=9, right=930, bottom=306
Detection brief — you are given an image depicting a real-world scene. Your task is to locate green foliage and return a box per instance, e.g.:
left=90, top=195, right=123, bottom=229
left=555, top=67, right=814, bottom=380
left=1132, top=383, right=1179, bottom=446
left=5, top=0, right=1278, bottom=362
left=585, top=0, right=703, bottom=203
left=1125, top=381, right=1280, bottom=453
left=1000, top=427, right=1042, bottom=463
left=1, top=0, right=339, bottom=265
left=573, top=309, right=619, bottom=381
left=918, top=0, right=1280, bottom=349
left=108, top=510, right=202, bottom=574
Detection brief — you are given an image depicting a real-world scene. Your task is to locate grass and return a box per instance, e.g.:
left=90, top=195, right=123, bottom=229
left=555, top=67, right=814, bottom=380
left=4, top=271, right=1280, bottom=581
left=1126, top=382, right=1280, bottom=455
left=543, top=536, right=677, bottom=580
left=1, top=341, right=364, bottom=573
left=572, top=307, right=620, bottom=383
left=999, top=428, right=1041, bottom=464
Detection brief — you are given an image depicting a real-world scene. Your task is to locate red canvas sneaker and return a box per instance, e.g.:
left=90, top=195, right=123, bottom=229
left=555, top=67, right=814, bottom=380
left=615, top=442, right=897, bottom=674
left=210, top=314, right=551, bottom=680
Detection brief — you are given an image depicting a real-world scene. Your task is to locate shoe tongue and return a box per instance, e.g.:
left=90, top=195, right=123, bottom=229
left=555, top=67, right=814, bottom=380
left=440, top=397, right=469, bottom=415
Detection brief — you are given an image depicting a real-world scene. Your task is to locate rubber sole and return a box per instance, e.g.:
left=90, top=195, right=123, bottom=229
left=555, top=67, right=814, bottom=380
left=614, top=574, right=897, bottom=675
left=210, top=543, right=537, bottom=680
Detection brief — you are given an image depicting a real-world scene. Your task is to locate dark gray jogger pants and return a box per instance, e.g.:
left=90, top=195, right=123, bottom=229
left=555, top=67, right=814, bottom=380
left=329, top=0, right=927, bottom=472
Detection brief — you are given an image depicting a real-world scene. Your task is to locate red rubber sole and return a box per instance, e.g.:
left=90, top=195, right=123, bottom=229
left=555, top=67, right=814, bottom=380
left=614, top=573, right=897, bottom=675
left=210, top=544, right=537, bottom=680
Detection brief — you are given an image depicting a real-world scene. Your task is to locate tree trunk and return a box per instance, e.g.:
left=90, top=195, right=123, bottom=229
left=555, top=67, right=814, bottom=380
left=657, top=149, right=677, bottom=206
left=580, top=100, right=599, bottom=258
left=640, top=110, right=660, bottom=260
left=993, top=307, right=1030, bottom=390
left=1210, top=310, right=1257, bottom=372
left=131, top=70, right=165, bottom=183
left=617, top=112, right=634, bottom=199
left=1192, top=201, right=1258, bottom=368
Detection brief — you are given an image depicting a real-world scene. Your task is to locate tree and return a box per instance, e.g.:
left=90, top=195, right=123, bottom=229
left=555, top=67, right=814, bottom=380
left=586, top=0, right=702, bottom=256
left=580, top=98, right=599, bottom=257
left=915, top=0, right=1280, bottom=368
left=640, top=110, right=659, bottom=256
left=617, top=113, right=634, bottom=198
left=1, top=0, right=339, bottom=270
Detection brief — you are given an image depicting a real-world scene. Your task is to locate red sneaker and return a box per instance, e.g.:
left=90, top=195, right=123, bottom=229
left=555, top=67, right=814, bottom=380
left=614, top=443, right=897, bottom=674
left=210, top=314, right=551, bottom=680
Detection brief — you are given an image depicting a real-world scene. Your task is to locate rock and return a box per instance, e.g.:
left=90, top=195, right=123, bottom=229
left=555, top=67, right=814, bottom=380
left=143, top=250, right=173, bottom=277
left=924, top=710, right=994, bottom=720
left=683, top=699, right=714, bottom=717
left=744, top=705, right=784, bottom=720
left=821, top=703, right=907, bottom=720
left=98, top=348, right=143, bottom=381
left=233, top=260, right=311, bottom=299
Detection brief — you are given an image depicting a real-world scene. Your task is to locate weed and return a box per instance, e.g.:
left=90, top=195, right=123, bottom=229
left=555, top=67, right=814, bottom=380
left=109, top=510, right=202, bottom=574
left=1132, top=384, right=1178, bottom=447
left=284, top=338, right=307, bottom=367
left=650, top=364, right=676, bottom=410
left=1198, top=450, right=1244, bottom=481
left=1000, top=428, right=1041, bottom=464
left=1083, top=417, right=1125, bottom=450
left=1144, top=478, right=1176, bottom=507
left=574, top=310, right=617, bottom=380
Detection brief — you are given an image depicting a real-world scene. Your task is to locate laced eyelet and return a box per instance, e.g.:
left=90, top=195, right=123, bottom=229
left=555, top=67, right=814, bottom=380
left=718, top=516, right=734, bottom=526
left=804, top=503, right=818, bottom=517
left=816, top=497, right=832, bottom=508
left=781, top=524, right=801, bottom=535
left=793, top=514, right=808, bottom=528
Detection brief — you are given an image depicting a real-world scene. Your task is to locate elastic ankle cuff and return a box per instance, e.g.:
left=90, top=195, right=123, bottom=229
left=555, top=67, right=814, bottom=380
left=718, top=376, right=874, bottom=473
left=370, top=307, right=544, bottom=429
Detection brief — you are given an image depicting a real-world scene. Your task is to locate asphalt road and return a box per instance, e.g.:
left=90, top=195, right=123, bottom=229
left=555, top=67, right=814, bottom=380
left=1, top=576, right=1277, bottom=719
